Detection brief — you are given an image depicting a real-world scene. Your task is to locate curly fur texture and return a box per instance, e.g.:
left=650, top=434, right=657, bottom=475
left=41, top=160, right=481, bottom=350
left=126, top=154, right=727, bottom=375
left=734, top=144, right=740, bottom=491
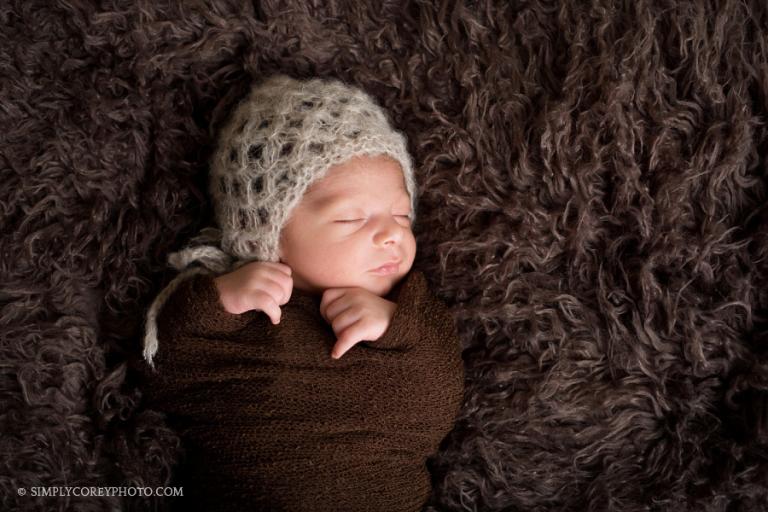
left=2, top=1, right=767, bottom=511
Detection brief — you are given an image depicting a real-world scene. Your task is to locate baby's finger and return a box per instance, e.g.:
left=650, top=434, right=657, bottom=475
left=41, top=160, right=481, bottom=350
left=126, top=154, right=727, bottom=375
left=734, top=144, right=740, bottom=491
left=320, top=288, right=349, bottom=322
left=277, top=275, right=293, bottom=305
left=247, top=277, right=285, bottom=308
left=261, top=261, right=293, bottom=277
left=253, top=290, right=282, bottom=324
left=331, top=322, right=363, bottom=359
left=258, top=267, right=292, bottom=305
left=328, top=305, right=360, bottom=337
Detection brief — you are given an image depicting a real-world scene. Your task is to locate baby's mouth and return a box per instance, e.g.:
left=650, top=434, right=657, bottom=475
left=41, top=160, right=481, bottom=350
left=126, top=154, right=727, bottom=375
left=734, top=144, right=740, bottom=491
left=370, top=261, right=400, bottom=275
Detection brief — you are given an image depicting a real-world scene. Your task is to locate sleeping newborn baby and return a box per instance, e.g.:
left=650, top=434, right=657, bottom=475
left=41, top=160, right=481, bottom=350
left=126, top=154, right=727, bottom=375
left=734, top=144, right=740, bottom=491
left=140, top=75, right=465, bottom=511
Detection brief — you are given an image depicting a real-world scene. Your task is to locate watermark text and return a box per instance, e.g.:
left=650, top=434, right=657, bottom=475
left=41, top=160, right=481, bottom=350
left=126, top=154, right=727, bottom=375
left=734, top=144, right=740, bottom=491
left=18, top=486, right=183, bottom=497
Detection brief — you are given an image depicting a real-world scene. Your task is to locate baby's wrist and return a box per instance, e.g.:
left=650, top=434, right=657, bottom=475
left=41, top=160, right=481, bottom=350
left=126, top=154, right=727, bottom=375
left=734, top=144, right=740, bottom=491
left=213, top=275, right=239, bottom=314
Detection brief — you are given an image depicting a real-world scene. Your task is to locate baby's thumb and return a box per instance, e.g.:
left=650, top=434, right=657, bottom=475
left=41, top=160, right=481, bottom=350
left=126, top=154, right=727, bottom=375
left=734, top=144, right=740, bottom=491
left=331, top=332, right=356, bottom=359
left=258, top=299, right=281, bottom=325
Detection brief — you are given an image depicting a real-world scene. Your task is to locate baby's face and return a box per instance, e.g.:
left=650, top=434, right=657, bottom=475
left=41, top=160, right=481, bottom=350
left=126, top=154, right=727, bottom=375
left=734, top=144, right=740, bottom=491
left=278, top=154, right=416, bottom=297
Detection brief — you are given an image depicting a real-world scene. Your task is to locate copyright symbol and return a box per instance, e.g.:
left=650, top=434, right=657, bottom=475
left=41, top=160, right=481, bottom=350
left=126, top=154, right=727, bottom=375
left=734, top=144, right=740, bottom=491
left=17, top=488, right=26, bottom=496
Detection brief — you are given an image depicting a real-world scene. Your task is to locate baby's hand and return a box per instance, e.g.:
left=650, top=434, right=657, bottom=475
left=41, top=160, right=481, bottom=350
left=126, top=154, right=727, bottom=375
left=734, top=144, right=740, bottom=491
left=213, top=261, right=293, bottom=324
left=319, top=287, right=397, bottom=359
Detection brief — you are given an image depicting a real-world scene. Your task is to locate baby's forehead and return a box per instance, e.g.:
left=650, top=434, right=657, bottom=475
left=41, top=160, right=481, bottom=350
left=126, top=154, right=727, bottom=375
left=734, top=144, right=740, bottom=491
left=301, top=154, right=410, bottom=209
left=306, top=186, right=408, bottom=211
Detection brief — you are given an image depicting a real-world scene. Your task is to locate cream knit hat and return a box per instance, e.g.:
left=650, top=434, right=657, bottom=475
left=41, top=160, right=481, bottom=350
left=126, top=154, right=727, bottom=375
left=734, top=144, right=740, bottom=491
left=142, top=74, right=418, bottom=368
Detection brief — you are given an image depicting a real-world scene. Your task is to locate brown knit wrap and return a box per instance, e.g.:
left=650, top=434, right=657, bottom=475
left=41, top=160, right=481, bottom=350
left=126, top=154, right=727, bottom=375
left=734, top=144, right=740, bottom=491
left=140, top=269, right=465, bottom=511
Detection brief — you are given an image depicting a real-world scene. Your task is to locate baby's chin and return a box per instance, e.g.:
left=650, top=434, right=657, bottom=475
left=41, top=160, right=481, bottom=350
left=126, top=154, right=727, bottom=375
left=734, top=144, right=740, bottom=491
left=295, top=263, right=410, bottom=296
left=364, top=271, right=407, bottom=297
left=327, top=272, right=404, bottom=297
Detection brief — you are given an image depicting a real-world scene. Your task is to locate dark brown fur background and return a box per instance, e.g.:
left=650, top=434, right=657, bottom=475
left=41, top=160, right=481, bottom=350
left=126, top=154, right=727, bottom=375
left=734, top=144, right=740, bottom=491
left=2, top=0, right=767, bottom=510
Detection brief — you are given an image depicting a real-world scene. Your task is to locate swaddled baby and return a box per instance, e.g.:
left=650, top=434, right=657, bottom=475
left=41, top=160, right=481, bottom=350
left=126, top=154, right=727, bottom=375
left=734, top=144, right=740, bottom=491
left=140, top=75, right=465, bottom=512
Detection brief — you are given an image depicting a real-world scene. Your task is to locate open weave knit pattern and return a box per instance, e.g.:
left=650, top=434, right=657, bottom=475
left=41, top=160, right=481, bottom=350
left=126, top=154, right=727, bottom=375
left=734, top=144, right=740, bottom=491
left=2, top=1, right=767, bottom=511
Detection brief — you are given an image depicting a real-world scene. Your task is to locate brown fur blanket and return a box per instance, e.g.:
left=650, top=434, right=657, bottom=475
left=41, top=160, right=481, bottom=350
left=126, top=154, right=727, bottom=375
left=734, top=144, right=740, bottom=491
left=2, top=1, right=767, bottom=511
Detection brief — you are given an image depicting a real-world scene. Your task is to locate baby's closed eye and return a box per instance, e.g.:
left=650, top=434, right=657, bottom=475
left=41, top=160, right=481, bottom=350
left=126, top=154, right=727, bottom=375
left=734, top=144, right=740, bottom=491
left=335, top=214, right=411, bottom=223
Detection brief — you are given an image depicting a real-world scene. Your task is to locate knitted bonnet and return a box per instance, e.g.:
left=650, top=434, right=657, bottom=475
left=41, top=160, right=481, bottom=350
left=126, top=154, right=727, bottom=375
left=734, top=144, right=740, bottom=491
left=142, top=74, right=418, bottom=368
